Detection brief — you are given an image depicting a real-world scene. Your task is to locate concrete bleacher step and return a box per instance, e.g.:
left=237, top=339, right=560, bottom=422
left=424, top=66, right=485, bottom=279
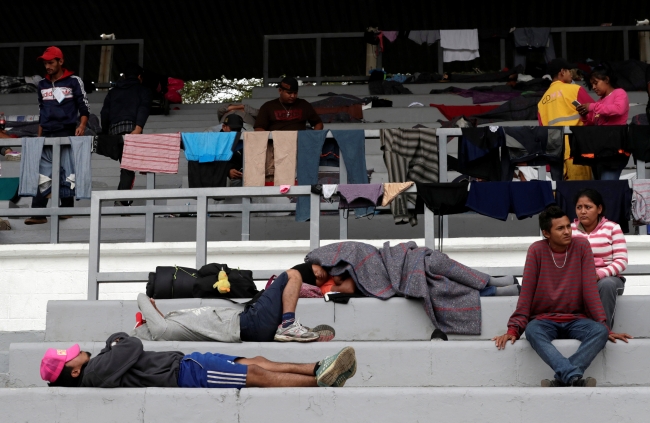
left=43, top=296, right=650, bottom=343
left=9, top=339, right=650, bottom=388
left=2, top=387, right=649, bottom=423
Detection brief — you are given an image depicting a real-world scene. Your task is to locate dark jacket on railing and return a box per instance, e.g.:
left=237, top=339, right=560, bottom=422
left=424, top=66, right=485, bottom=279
left=100, top=77, right=152, bottom=133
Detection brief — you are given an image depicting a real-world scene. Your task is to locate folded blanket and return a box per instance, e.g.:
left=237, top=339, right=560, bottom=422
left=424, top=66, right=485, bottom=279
left=305, top=241, right=489, bottom=335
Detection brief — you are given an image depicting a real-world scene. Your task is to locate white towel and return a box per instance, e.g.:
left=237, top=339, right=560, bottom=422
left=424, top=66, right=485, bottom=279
left=440, top=29, right=480, bottom=62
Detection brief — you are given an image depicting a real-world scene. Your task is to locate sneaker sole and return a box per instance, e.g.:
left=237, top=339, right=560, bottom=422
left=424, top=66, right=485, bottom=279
left=311, top=324, right=336, bottom=342
left=273, top=334, right=318, bottom=342
left=332, top=360, right=357, bottom=387
left=317, top=347, right=356, bottom=387
left=5, top=155, right=21, bottom=161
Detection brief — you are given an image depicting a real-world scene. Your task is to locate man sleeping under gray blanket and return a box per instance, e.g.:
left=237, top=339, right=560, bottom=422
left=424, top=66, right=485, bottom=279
left=305, top=241, right=519, bottom=336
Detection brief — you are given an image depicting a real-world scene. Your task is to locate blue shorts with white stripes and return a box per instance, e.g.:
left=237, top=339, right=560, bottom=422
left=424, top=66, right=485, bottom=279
left=177, top=352, right=248, bottom=389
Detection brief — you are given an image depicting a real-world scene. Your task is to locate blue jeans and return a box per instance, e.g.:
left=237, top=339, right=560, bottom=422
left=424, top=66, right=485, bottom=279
left=525, top=318, right=609, bottom=384
left=295, top=130, right=369, bottom=221
left=239, top=272, right=289, bottom=342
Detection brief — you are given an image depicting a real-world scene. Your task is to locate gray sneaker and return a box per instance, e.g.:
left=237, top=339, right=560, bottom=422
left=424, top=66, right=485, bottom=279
left=315, top=347, right=357, bottom=387
left=274, top=319, right=319, bottom=342
left=305, top=324, right=335, bottom=342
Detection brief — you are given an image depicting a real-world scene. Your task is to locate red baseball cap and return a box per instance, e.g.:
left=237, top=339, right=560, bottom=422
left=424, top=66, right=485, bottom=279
left=40, top=344, right=80, bottom=383
left=37, top=46, right=64, bottom=61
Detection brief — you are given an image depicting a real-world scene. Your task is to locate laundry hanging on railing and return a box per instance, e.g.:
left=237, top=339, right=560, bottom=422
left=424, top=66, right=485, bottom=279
left=466, top=180, right=555, bottom=221
left=121, top=133, right=181, bottom=174
left=381, top=181, right=414, bottom=207
left=416, top=181, right=470, bottom=215
left=181, top=132, right=237, bottom=162
left=512, top=27, right=556, bottom=70
left=440, top=29, right=479, bottom=62
left=380, top=128, right=438, bottom=226
left=632, top=179, right=650, bottom=224
left=93, top=134, right=124, bottom=161
left=501, top=126, right=564, bottom=181
left=243, top=131, right=297, bottom=187
left=408, top=30, right=440, bottom=45
left=569, top=126, right=630, bottom=166
left=338, top=184, right=384, bottom=218
left=295, top=130, right=368, bottom=222
left=626, top=125, right=650, bottom=162
left=448, top=126, right=504, bottom=181
left=18, top=136, right=93, bottom=200
left=555, top=180, right=633, bottom=233
left=183, top=132, right=239, bottom=189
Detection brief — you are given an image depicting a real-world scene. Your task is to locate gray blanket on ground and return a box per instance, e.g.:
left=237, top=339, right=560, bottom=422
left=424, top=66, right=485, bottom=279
left=305, top=241, right=489, bottom=335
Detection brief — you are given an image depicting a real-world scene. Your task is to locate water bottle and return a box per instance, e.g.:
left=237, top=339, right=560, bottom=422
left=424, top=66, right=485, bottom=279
left=0, top=112, right=5, bottom=131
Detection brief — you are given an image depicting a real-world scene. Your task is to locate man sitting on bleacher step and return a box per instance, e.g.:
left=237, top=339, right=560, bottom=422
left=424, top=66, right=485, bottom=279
left=132, top=270, right=334, bottom=343
left=493, top=205, right=632, bottom=387
left=40, top=334, right=356, bottom=388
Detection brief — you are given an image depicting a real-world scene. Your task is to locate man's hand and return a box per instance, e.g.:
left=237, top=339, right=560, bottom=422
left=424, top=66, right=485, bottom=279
left=75, top=124, right=86, bottom=136
left=576, top=104, right=589, bottom=116
left=608, top=332, right=633, bottom=343
left=229, top=169, right=243, bottom=179
left=492, top=333, right=517, bottom=350
left=130, top=126, right=143, bottom=135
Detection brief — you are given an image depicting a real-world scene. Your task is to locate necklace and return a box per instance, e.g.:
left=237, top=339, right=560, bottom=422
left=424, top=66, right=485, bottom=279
left=548, top=243, right=569, bottom=269
left=279, top=101, right=292, bottom=118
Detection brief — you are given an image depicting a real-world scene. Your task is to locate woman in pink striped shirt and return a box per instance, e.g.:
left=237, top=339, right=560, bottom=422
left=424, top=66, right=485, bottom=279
left=572, top=188, right=627, bottom=328
left=577, top=64, right=630, bottom=180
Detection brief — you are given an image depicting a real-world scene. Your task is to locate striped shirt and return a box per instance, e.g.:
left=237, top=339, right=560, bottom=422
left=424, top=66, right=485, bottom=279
left=507, top=238, right=608, bottom=338
left=571, top=217, right=627, bottom=279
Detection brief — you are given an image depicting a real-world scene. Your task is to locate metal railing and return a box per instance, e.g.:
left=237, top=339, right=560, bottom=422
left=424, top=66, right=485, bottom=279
left=263, top=26, right=650, bottom=82
left=0, top=39, right=144, bottom=79
left=263, top=32, right=381, bottom=86
left=86, top=185, right=432, bottom=300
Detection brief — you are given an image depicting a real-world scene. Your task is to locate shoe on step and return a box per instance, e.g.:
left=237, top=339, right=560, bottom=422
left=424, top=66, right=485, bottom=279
left=274, top=319, right=319, bottom=342
left=316, top=346, right=357, bottom=387
left=571, top=376, right=597, bottom=387
left=541, top=378, right=565, bottom=387
left=25, top=217, right=47, bottom=225
left=307, top=324, right=336, bottom=342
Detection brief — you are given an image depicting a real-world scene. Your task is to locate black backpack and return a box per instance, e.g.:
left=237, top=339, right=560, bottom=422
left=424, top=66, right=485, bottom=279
left=192, top=263, right=259, bottom=299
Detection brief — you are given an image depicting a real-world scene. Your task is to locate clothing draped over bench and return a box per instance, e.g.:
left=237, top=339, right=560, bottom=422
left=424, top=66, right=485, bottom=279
left=305, top=241, right=489, bottom=335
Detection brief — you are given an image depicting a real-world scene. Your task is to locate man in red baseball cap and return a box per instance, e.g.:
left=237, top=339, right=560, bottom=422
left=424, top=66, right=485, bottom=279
left=25, top=46, right=91, bottom=225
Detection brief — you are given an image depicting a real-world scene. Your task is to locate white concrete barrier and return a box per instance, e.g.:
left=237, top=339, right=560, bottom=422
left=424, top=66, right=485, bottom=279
left=1, top=387, right=650, bottom=423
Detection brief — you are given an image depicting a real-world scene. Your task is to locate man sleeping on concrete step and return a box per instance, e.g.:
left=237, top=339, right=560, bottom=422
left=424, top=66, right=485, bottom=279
left=40, top=334, right=356, bottom=389
left=132, top=271, right=334, bottom=343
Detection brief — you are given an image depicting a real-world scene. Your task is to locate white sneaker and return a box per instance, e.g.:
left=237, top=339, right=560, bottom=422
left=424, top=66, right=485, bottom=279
left=274, top=319, right=319, bottom=342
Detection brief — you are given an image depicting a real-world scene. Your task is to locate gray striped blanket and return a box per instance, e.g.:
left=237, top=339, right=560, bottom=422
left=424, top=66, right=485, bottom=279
left=305, top=241, right=488, bottom=335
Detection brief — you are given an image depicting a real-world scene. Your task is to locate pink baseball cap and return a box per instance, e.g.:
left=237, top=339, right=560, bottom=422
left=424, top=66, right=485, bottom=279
left=40, top=344, right=80, bottom=383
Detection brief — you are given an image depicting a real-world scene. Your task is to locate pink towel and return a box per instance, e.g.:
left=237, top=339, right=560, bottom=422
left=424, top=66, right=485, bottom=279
left=121, top=134, right=181, bottom=174
left=382, top=31, right=398, bottom=42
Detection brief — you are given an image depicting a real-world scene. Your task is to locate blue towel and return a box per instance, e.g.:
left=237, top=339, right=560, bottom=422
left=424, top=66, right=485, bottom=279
left=181, top=132, right=236, bottom=162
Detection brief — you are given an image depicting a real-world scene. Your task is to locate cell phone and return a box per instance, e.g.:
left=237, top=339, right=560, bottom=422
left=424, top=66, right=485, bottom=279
left=572, top=100, right=581, bottom=108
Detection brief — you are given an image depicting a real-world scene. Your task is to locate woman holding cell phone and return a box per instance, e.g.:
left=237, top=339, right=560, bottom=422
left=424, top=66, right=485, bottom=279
left=575, top=64, right=629, bottom=179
